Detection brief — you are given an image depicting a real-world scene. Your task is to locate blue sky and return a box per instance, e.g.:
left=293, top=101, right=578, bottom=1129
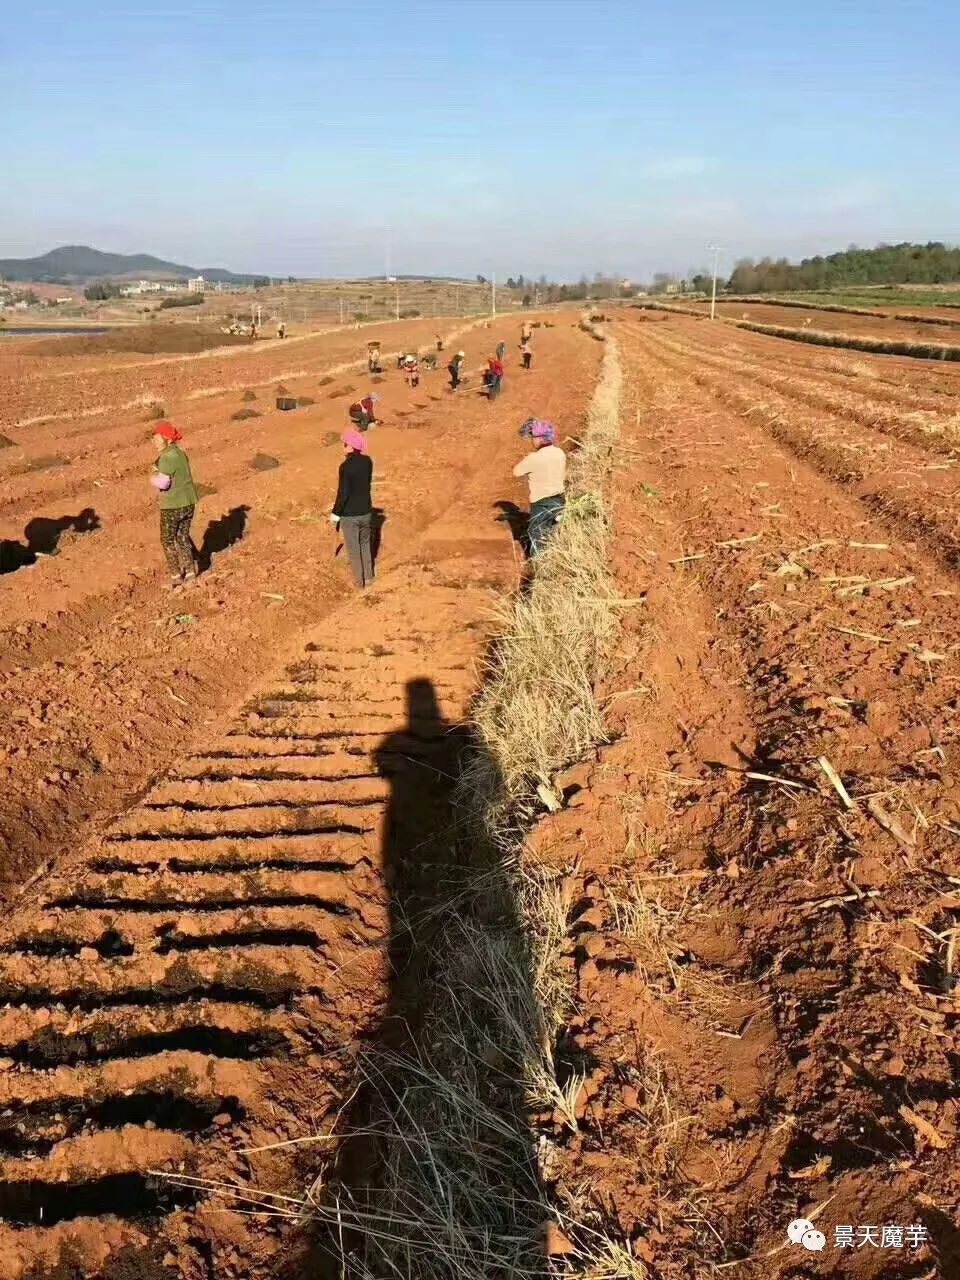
left=4, top=0, right=958, bottom=280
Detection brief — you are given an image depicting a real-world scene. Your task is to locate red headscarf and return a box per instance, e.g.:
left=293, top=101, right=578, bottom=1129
left=154, top=421, right=183, bottom=443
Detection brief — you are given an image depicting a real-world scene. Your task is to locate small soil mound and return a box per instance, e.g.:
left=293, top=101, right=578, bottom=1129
left=0, top=433, right=17, bottom=448
left=231, top=408, right=262, bottom=421
left=240, top=389, right=257, bottom=402
left=296, top=396, right=315, bottom=407
left=250, top=453, right=281, bottom=472
left=28, top=454, right=70, bottom=472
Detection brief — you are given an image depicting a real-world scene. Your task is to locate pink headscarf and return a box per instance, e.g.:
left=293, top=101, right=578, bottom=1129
left=342, top=430, right=368, bottom=453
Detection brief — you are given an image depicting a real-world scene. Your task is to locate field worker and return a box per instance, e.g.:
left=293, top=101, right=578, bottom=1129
left=513, top=419, right=565, bottom=556
left=368, top=342, right=383, bottom=374
left=277, top=320, right=286, bottom=339
left=496, top=339, right=506, bottom=362
left=521, top=320, right=532, bottom=343
left=330, top=430, right=374, bottom=589
left=435, top=332, right=444, bottom=352
left=485, top=354, right=504, bottom=400
left=348, top=393, right=381, bottom=430
left=520, top=336, right=533, bottom=369
left=448, top=349, right=465, bottom=391
left=151, top=421, right=199, bottom=587
left=403, top=353, right=420, bottom=388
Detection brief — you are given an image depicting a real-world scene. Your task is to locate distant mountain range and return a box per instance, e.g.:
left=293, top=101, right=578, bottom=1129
left=0, top=245, right=258, bottom=284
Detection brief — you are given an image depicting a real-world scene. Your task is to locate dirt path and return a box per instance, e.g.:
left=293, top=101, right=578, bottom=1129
left=0, top=325, right=599, bottom=1277
left=523, top=319, right=958, bottom=1278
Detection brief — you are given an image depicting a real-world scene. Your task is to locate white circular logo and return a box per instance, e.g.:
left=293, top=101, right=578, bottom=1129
left=787, top=1219, right=815, bottom=1245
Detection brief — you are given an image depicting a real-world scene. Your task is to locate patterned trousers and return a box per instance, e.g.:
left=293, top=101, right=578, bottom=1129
left=160, top=505, right=196, bottom=578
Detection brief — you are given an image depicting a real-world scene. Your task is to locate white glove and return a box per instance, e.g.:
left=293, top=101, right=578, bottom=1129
left=329, top=513, right=340, bottom=526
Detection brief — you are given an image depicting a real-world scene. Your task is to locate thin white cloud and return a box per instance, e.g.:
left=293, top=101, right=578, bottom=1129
left=806, top=180, right=886, bottom=213
left=639, top=156, right=717, bottom=178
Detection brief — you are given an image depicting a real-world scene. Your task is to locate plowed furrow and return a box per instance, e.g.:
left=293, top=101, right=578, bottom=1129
left=0, top=552, right=499, bottom=1272
left=107, top=802, right=382, bottom=838
left=0, top=1005, right=299, bottom=1066
left=0, top=1091, right=244, bottom=1157
left=638, top=322, right=960, bottom=576
left=172, top=756, right=384, bottom=781
left=85, top=833, right=371, bottom=863
left=2, top=905, right=365, bottom=957
left=147, top=777, right=391, bottom=806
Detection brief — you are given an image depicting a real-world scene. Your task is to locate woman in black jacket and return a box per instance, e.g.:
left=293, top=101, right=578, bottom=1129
left=330, top=430, right=374, bottom=588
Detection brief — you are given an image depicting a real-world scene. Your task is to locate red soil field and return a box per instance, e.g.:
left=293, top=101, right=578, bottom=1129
left=684, top=299, right=960, bottom=346
left=5, top=308, right=960, bottom=1279
left=0, top=315, right=601, bottom=1277
left=524, top=314, right=959, bottom=1278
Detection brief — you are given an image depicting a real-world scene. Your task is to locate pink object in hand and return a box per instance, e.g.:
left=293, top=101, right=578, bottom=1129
left=151, top=472, right=172, bottom=491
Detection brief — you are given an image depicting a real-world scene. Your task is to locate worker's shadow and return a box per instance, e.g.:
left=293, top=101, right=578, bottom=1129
left=310, top=678, right=545, bottom=1277
left=0, top=507, right=100, bottom=575
left=492, top=500, right=529, bottom=553
left=197, top=504, right=250, bottom=572
left=371, top=507, right=386, bottom=566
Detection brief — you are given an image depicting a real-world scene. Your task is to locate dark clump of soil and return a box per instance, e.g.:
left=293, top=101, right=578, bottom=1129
left=296, top=396, right=315, bottom=407
left=251, top=453, right=281, bottom=472
left=240, top=388, right=258, bottom=402
left=26, top=1242, right=174, bottom=1280
left=318, top=375, right=335, bottom=386
left=195, top=482, right=218, bottom=498
left=143, top=404, right=166, bottom=422
left=0, top=433, right=17, bottom=448
left=231, top=408, right=262, bottom=421
left=322, top=431, right=340, bottom=447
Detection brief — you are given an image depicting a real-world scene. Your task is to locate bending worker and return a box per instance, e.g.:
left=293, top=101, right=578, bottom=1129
left=513, top=418, right=566, bottom=556
left=448, top=349, right=465, bottom=390
left=348, top=393, right=381, bottom=429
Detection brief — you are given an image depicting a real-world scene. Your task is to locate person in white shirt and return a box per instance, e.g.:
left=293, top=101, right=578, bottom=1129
left=513, top=418, right=566, bottom=556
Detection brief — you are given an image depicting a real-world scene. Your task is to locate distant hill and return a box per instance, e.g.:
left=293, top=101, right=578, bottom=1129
left=0, top=245, right=256, bottom=285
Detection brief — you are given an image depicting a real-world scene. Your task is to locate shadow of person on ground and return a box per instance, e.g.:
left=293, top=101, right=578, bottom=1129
left=492, top=499, right=529, bottom=553
left=197, top=504, right=250, bottom=572
left=371, top=507, right=386, bottom=567
left=306, top=677, right=546, bottom=1279
left=0, top=508, right=100, bottom=575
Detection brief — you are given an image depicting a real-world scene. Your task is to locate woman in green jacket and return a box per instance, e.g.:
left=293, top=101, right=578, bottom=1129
left=151, top=421, right=199, bottom=587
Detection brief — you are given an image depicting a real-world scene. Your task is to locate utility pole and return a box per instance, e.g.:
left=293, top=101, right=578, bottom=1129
left=338, top=298, right=344, bottom=325
left=395, top=282, right=400, bottom=322
left=491, top=273, right=496, bottom=318
left=455, top=284, right=460, bottom=315
left=707, top=244, right=722, bottom=320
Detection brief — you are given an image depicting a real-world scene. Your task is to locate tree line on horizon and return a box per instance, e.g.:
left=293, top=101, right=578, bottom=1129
left=725, top=241, right=960, bottom=294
